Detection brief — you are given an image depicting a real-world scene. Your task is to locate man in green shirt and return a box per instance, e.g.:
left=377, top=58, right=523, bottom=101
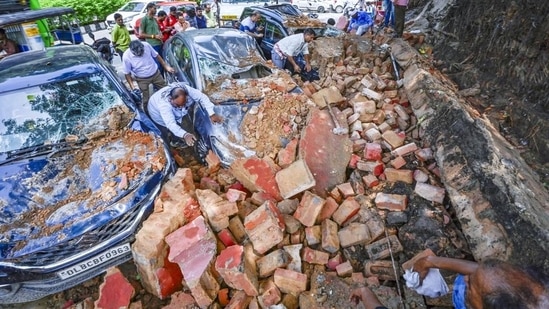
left=111, top=13, right=130, bottom=61
left=204, top=4, right=217, bottom=28
left=139, top=3, right=164, bottom=72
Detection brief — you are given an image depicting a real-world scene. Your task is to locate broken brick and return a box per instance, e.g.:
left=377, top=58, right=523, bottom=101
left=391, top=142, right=418, bottom=157
left=390, top=156, right=407, bottom=169
left=384, top=168, right=414, bottom=184
left=413, top=169, right=429, bottom=183
left=374, top=193, right=408, bottom=211
left=225, top=188, right=247, bottom=203
left=321, top=219, right=340, bottom=253
left=304, top=225, right=322, bottom=245
left=332, top=197, right=361, bottom=226
left=94, top=267, right=135, bottom=309
left=277, top=138, right=299, bottom=168
left=415, top=182, right=446, bottom=203
left=277, top=198, right=299, bottom=215
left=215, top=245, right=259, bottom=296
left=362, top=174, right=379, bottom=188
left=217, top=229, right=237, bottom=247
left=230, top=157, right=282, bottom=201
left=283, top=244, right=303, bottom=273
left=316, top=197, right=340, bottom=223
left=273, top=268, right=308, bottom=294
left=225, top=290, right=252, bottom=309
left=256, top=249, right=292, bottom=278
left=365, top=235, right=403, bottom=260
left=327, top=252, right=343, bottom=271
left=302, top=247, right=330, bottom=265
left=415, top=147, right=434, bottom=161
left=381, top=130, right=405, bottom=149
left=336, top=261, right=353, bottom=277
left=356, top=160, right=384, bottom=176
left=257, top=279, right=282, bottom=308
left=228, top=216, right=247, bottom=244
left=338, top=223, right=371, bottom=247
left=364, top=127, right=382, bottom=141
left=244, top=200, right=285, bottom=254
left=195, top=189, right=238, bottom=232
left=294, top=191, right=326, bottom=227
left=364, top=142, right=383, bottom=161
left=275, top=159, right=316, bottom=199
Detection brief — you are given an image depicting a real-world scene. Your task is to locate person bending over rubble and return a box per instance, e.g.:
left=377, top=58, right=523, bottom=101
left=346, top=8, right=374, bottom=36
left=147, top=83, right=223, bottom=148
left=412, top=256, right=549, bottom=309
left=271, top=28, right=316, bottom=75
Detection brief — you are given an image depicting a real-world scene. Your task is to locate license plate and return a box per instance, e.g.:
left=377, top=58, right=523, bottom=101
left=57, top=243, right=131, bottom=280
left=221, top=15, right=238, bottom=20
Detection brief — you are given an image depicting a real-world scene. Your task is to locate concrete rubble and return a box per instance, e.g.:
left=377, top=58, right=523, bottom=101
left=76, top=31, right=549, bottom=309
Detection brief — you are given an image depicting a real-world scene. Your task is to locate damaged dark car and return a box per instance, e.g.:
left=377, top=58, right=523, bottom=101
left=0, top=45, right=174, bottom=303
left=163, top=28, right=302, bottom=166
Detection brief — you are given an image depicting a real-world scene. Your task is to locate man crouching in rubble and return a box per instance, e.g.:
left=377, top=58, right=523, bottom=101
left=147, top=83, right=223, bottom=148
left=271, top=28, right=316, bottom=78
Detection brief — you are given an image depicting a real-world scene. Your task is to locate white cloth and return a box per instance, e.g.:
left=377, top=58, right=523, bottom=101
left=403, top=268, right=449, bottom=298
left=274, top=33, right=309, bottom=57
left=148, top=83, right=216, bottom=138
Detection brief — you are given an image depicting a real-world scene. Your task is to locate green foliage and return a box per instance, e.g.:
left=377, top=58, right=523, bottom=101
left=39, top=0, right=127, bottom=24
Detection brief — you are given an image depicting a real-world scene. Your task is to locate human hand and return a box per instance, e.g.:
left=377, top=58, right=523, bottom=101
left=305, top=63, right=312, bottom=72
left=183, top=133, right=196, bottom=146
left=412, top=256, right=434, bottom=282
left=293, top=64, right=301, bottom=73
left=165, top=65, right=175, bottom=74
left=210, top=114, right=223, bottom=123
left=257, top=33, right=264, bottom=38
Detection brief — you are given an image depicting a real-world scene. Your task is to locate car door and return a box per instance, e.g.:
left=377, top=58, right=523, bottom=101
left=261, top=18, right=287, bottom=60
left=165, top=36, right=195, bottom=87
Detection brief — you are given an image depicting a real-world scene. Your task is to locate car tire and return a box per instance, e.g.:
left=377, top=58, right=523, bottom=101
left=335, top=5, right=343, bottom=13
left=317, top=6, right=325, bottom=13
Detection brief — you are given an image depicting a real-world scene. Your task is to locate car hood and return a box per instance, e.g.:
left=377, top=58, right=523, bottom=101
left=0, top=130, right=167, bottom=259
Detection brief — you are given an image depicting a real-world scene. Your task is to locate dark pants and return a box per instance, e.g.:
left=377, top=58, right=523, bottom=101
left=394, top=4, right=406, bottom=37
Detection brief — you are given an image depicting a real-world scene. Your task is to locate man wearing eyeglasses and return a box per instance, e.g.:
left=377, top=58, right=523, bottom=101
left=122, top=40, right=175, bottom=111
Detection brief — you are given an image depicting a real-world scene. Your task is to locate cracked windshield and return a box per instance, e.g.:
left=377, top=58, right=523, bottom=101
left=0, top=73, right=125, bottom=153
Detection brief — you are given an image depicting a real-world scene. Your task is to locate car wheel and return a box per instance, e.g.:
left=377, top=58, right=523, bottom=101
left=335, top=5, right=343, bottom=13
left=317, top=6, right=325, bottom=13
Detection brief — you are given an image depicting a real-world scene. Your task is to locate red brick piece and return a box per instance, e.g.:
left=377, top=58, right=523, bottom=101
left=195, top=189, right=238, bottom=232
left=390, top=156, right=407, bottom=169
left=256, top=249, right=292, bottom=278
left=349, top=153, right=361, bottom=169
left=365, top=235, right=403, bottom=260
left=273, top=268, right=308, bottom=294
left=277, top=138, right=299, bottom=168
left=327, top=252, right=343, bottom=270
left=338, top=223, right=371, bottom=247
left=215, top=245, right=259, bottom=296
left=384, top=168, right=414, bottom=184
left=293, top=191, right=326, bottom=227
left=356, top=160, right=384, bottom=176
left=381, top=130, right=405, bottom=148
left=362, top=174, right=379, bottom=188
left=162, top=291, right=196, bottom=309
left=415, top=182, right=446, bottom=204
left=332, top=197, right=361, bottom=226
left=321, top=219, right=340, bottom=253
left=95, top=267, right=135, bottom=309
left=230, top=157, right=282, bottom=201
left=302, top=247, right=330, bottom=265
left=275, top=159, right=316, bottom=199
left=374, top=193, right=408, bottom=211
left=217, top=229, right=237, bottom=247
left=258, top=279, right=282, bottom=308
left=316, top=197, right=340, bottom=223
left=336, top=261, right=353, bottom=277
left=244, top=200, right=285, bottom=254
left=337, top=182, right=355, bottom=198
left=364, top=143, right=382, bottom=161
left=225, top=290, right=252, bottom=309
left=304, top=225, right=322, bottom=245
left=391, top=142, right=418, bottom=157
left=225, top=188, right=247, bottom=202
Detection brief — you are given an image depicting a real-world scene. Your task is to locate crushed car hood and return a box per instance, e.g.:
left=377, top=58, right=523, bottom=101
left=0, top=130, right=166, bottom=259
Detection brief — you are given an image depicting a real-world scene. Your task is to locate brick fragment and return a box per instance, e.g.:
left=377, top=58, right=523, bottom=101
left=258, top=279, right=282, bottom=308
left=336, top=261, right=354, bottom=277
left=276, top=159, right=316, bottom=199
left=293, top=191, right=326, bottom=227
left=374, top=192, right=408, bottom=211
left=162, top=291, right=196, bottom=309
left=332, top=197, right=361, bottom=226
left=321, top=219, right=340, bottom=253
left=281, top=293, right=299, bottom=309
left=283, top=244, right=303, bottom=273
left=372, top=110, right=386, bottom=125
left=273, top=268, right=308, bottom=294
left=277, top=138, right=298, bottom=168
left=228, top=216, right=247, bottom=244
left=195, top=189, right=238, bottom=232
left=415, top=182, right=446, bottom=204
left=390, top=156, right=407, bottom=169
left=225, top=290, right=252, bottom=309
left=349, top=153, right=361, bottom=169
left=413, top=169, right=429, bottom=183
left=327, top=252, right=343, bottom=270
left=225, top=188, right=247, bottom=202
left=337, top=182, right=355, bottom=198
left=364, top=260, right=396, bottom=280
left=304, top=225, right=322, bottom=245
left=94, top=267, right=135, bottom=309
left=384, top=168, right=414, bottom=184
left=230, top=157, right=282, bottom=201
left=199, top=177, right=220, bottom=194
left=365, top=235, right=403, bottom=260
left=414, top=148, right=434, bottom=161
left=338, top=223, right=371, bottom=247
left=302, top=247, right=330, bottom=265
left=244, top=201, right=285, bottom=254
left=391, top=142, right=418, bottom=157
left=277, top=198, right=299, bottom=215
left=217, top=229, right=237, bottom=247
left=215, top=245, right=259, bottom=296
left=362, top=174, right=379, bottom=188
left=283, top=214, right=302, bottom=234
left=257, top=249, right=292, bottom=278
left=356, top=160, right=384, bottom=176
left=316, top=197, right=340, bottom=223
left=353, top=139, right=367, bottom=152
left=364, top=143, right=382, bottom=161
left=364, top=128, right=382, bottom=141
left=381, top=130, right=405, bottom=149
left=351, top=272, right=366, bottom=285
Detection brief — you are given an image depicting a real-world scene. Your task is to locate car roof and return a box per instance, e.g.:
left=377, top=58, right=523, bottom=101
left=0, top=45, right=102, bottom=91
left=244, top=5, right=325, bottom=29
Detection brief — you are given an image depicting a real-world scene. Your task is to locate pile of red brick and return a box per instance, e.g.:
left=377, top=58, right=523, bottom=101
left=90, top=37, right=453, bottom=309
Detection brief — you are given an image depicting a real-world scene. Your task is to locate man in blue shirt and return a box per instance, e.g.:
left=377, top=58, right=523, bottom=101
left=195, top=6, right=208, bottom=29
left=147, top=83, right=223, bottom=147
left=239, top=11, right=264, bottom=39
left=347, top=8, right=374, bottom=36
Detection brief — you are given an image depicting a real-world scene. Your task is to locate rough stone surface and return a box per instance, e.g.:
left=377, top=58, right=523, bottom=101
left=275, top=159, right=316, bottom=199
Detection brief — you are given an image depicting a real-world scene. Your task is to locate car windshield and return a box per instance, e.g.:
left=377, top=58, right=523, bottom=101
left=120, top=2, right=145, bottom=12
left=0, top=72, right=127, bottom=153
left=194, top=33, right=266, bottom=79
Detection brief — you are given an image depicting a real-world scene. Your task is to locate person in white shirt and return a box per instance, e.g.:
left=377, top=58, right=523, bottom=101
left=147, top=83, right=223, bottom=147
left=271, top=28, right=316, bottom=74
left=239, top=11, right=264, bottom=38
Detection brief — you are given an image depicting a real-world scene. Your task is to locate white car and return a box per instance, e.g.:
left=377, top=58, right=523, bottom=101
left=292, top=0, right=332, bottom=13
left=105, top=0, right=158, bottom=33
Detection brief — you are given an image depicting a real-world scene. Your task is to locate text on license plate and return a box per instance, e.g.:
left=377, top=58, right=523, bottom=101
left=57, top=243, right=131, bottom=280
